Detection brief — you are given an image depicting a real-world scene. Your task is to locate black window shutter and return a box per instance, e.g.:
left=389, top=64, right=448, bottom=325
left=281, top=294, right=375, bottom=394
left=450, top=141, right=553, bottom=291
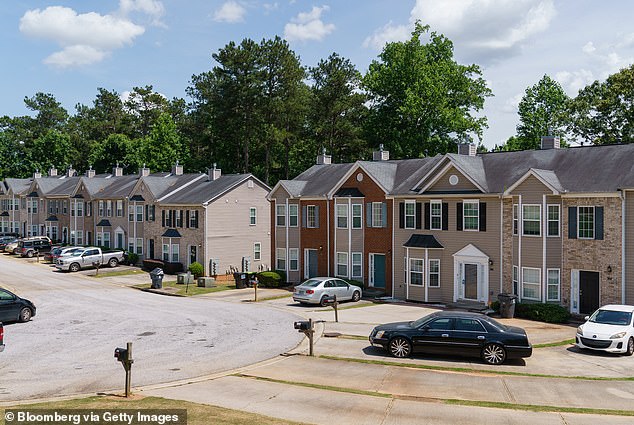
left=399, top=202, right=404, bottom=229
left=315, top=205, right=320, bottom=228
left=568, top=207, right=577, bottom=239
left=366, top=202, right=372, bottom=228
left=186, top=210, right=190, bottom=228
left=595, top=206, right=604, bottom=240
left=381, top=203, right=387, bottom=228
left=416, top=202, right=422, bottom=230
left=423, top=202, right=430, bottom=230
left=442, top=203, right=448, bottom=231
left=302, top=206, right=307, bottom=228
left=145, top=205, right=148, bottom=221
left=180, top=210, right=184, bottom=227
left=161, top=210, right=165, bottom=227
left=479, top=202, right=486, bottom=232
left=457, top=202, right=463, bottom=231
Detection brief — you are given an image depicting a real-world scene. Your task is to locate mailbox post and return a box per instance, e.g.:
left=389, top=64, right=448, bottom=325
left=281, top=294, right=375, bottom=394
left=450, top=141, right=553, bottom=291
left=93, top=261, right=101, bottom=276
left=114, top=342, right=134, bottom=397
left=323, top=295, right=338, bottom=322
left=294, top=318, right=315, bottom=356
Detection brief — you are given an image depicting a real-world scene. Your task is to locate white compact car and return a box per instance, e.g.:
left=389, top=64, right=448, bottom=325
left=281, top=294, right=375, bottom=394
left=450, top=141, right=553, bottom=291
left=576, top=304, right=634, bottom=355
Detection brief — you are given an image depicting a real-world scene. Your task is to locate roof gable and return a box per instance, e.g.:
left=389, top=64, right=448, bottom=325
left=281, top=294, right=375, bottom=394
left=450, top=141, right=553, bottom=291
left=415, top=155, right=488, bottom=194
left=504, top=169, right=563, bottom=195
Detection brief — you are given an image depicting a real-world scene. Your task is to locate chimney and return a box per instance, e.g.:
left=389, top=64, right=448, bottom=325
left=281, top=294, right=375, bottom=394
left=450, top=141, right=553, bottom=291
left=85, top=166, right=96, bottom=178
left=316, top=148, right=332, bottom=165
left=48, top=167, right=57, bottom=177
left=457, top=143, right=476, bottom=156
left=208, top=163, right=221, bottom=181
left=372, top=144, right=390, bottom=161
left=541, top=134, right=560, bottom=150
left=66, top=165, right=76, bottom=177
left=171, top=160, right=183, bottom=176
left=112, top=163, right=123, bottom=177
left=139, top=163, right=150, bottom=177
left=33, top=169, right=42, bottom=179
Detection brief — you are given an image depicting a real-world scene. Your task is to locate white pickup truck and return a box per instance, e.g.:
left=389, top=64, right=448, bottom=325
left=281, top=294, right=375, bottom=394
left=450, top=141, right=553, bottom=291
left=55, top=247, right=126, bottom=272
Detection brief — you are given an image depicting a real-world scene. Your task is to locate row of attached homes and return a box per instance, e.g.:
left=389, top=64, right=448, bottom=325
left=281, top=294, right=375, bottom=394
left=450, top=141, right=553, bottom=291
left=270, top=137, right=634, bottom=315
left=0, top=163, right=271, bottom=276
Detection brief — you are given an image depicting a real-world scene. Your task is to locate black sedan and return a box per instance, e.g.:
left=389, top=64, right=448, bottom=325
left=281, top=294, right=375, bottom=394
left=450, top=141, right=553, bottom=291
left=0, top=288, right=36, bottom=323
left=369, top=311, right=532, bottom=365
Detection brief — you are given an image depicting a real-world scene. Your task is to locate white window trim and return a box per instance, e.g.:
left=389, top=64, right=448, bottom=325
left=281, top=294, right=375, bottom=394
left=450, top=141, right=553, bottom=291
left=307, top=205, right=317, bottom=228
left=352, top=252, right=363, bottom=278
left=336, top=251, right=348, bottom=278
left=352, top=204, right=363, bottom=229
left=522, top=204, right=541, bottom=237
left=288, top=204, right=299, bottom=227
left=372, top=202, right=383, bottom=228
left=521, top=266, right=541, bottom=301
left=577, top=205, right=595, bottom=240
left=253, top=242, right=261, bottom=261
left=547, top=204, right=560, bottom=237
left=547, top=268, right=561, bottom=302
left=276, top=204, right=286, bottom=227
left=409, top=257, right=424, bottom=286
left=336, top=203, right=348, bottom=229
left=463, top=200, right=479, bottom=231
left=404, top=200, right=416, bottom=229
left=250, top=207, right=257, bottom=226
left=428, top=258, right=440, bottom=287
left=513, top=204, right=518, bottom=236
left=430, top=200, right=442, bottom=231
left=289, top=248, right=299, bottom=271
left=276, top=248, right=287, bottom=271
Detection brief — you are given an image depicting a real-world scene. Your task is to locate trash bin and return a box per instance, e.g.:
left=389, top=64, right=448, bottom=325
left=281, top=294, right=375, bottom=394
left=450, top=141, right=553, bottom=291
left=233, top=272, right=247, bottom=289
left=150, top=267, right=164, bottom=289
left=498, top=293, right=518, bottom=318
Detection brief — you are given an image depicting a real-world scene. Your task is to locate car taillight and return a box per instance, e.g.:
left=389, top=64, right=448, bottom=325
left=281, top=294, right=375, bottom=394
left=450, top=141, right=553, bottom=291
left=0, top=326, right=3, bottom=341
left=306, top=289, right=314, bottom=294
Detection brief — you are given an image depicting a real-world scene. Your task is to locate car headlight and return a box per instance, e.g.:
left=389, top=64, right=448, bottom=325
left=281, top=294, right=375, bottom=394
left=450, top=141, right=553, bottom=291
left=610, top=332, right=627, bottom=339
left=375, top=330, right=385, bottom=339
left=576, top=326, right=583, bottom=335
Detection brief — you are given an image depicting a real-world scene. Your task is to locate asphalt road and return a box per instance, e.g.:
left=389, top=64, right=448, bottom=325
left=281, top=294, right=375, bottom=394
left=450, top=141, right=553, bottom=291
left=0, top=254, right=303, bottom=402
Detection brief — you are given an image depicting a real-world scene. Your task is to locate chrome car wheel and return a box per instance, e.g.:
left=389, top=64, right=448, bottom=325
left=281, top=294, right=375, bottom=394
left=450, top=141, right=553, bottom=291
left=482, top=343, right=506, bottom=365
left=19, top=307, right=32, bottom=322
left=626, top=338, right=634, bottom=356
left=351, top=291, right=361, bottom=302
left=389, top=337, right=412, bottom=358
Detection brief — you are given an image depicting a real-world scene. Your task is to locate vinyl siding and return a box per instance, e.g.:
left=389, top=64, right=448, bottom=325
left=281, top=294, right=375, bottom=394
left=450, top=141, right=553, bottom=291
left=427, top=166, right=480, bottom=192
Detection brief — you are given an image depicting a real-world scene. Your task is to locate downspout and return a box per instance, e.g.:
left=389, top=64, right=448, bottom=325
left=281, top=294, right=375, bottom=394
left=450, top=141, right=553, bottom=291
left=406, top=247, right=410, bottom=300
left=203, top=203, right=208, bottom=275
left=518, top=194, right=522, bottom=302
left=499, top=195, right=503, bottom=295
left=348, top=197, right=352, bottom=279
left=424, top=248, right=429, bottom=302
left=391, top=198, right=395, bottom=299
left=327, top=199, right=330, bottom=275
left=542, top=194, right=547, bottom=303
left=620, top=189, right=626, bottom=304
left=285, top=198, right=289, bottom=275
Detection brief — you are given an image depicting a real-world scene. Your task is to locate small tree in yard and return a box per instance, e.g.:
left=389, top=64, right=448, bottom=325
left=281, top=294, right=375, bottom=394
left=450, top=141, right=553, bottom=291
left=188, top=262, right=204, bottom=278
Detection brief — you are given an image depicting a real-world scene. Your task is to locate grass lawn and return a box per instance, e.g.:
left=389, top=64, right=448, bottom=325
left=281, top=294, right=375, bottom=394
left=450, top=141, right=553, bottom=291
left=91, top=268, right=147, bottom=278
left=0, top=395, right=307, bottom=425
left=134, top=280, right=235, bottom=296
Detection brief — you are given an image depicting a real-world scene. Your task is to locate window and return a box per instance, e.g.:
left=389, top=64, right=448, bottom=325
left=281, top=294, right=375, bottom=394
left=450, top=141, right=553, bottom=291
left=410, top=258, right=424, bottom=285
left=75, top=231, right=83, bottom=245
left=103, top=232, right=111, bottom=248
left=372, top=202, right=383, bottom=228
left=62, top=200, right=67, bottom=214
left=254, top=242, right=261, bottom=261
left=578, top=206, right=594, bottom=239
left=189, top=210, right=198, bottom=228
left=522, top=267, right=541, bottom=300
left=428, top=259, right=440, bottom=287
left=86, top=202, right=92, bottom=217
left=513, top=204, right=518, bottom=235
left=136, top=205, right=143, bottom=222
left=276, top=205, right=286, bottom=226
left=136, top=238, right=143, bottom=255
left=547, top=269, right=560, bottom=301
left=162, top=244, right=170, bottom=262
left=171, top=244, right=179, bottom=262
left=431, top=201, right=442, bottom=230
left=116, top=200, right=123, bottom=217
left=249, top=207, right=257, bottom=225
left=106, top=201, right=112, bottom=217
left=523, top=205, right=541, bottom=236
left=336, top=252, right=348, bottom=277
left=352, top=252, right=362, bottom=278
left=455, top=318, right=486, bottom=332
left=128, top=238, right=135, bottom=253
left=404, top=201, right=415, bottom=229
left=175, top=210, right=182, bottom=227
left=288, top=204, right=298, bottom=227
left=97, top=232, right=103, bottom=247
left=76, top=201, right=83, bottom=217
left=547, top=205, right=560, bottom=237
left=276, top=248, right=286, bottom=270
left=289, top=248, right=299, bottom=271
left=336, top=204, right=348, bottom=228
left=463, top=201, right=479, bottom=231
left=98, top=201, right=104, bottom=217
left=148, top=205, right=155, bottom=221
left=513, top=266, right=519, bottom=295
left=352, top=204, right=362, bottom=229
left=307, top=205, right=317, bottom=228
left=129, top=205, right=135, bottom=221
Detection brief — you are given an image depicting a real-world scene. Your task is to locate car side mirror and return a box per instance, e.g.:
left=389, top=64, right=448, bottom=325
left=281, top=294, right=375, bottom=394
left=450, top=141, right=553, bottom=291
left=421, top=325, right=430, bottom=332
left=584, top=316, right=589, bottom=321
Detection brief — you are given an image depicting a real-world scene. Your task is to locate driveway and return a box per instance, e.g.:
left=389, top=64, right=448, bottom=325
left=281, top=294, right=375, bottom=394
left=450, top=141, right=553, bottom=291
left=0, top=254, right=303, bottom=402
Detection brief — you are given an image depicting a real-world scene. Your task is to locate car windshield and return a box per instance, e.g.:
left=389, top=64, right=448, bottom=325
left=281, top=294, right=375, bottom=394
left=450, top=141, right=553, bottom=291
left=299, top=279, right=323, bottom=288
left=411, top=315, right=435, bottom=328
left=589, top=309, right=632, bottom=326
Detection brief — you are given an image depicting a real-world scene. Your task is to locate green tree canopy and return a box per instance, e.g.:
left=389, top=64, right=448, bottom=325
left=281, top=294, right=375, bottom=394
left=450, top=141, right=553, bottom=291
left=363, top=23, right=492, bottom=158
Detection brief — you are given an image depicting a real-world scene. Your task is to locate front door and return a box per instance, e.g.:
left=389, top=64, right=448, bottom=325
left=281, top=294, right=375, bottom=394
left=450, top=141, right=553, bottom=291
left=148, top=239, right=155, bottom=259
left=370, top=254, right=386, bottom=288
left=464, top=263, right=478, bottom=299
left=305, top=249, right=318, bottom=278
left=189, top=245, right=197, bottom=266
left=116, top=232, right=124, bottom=250
left=579, top=271, right=600, bottom=314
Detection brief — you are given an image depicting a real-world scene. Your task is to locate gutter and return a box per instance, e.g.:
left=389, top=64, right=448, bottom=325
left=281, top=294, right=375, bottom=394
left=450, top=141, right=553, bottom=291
left=619, top=189, right=626, bottom=304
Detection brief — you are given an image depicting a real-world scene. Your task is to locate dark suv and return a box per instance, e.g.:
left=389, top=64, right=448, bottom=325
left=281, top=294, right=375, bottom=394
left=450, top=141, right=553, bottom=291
left=18, top=238, right=53, bottom=258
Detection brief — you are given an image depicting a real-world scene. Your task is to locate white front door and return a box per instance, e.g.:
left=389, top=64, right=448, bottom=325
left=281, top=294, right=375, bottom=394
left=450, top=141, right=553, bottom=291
left=453, top=244, right=490, bottom=302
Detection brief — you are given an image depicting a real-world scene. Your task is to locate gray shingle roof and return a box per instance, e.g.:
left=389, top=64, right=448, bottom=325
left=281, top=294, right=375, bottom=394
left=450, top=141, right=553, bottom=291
left=142, top=173, right=203, bottom=199
left=160, top=174, right=262, bottom=205
left=33, top=176, right=71, bottom=196
left=3, top=178, right=32, bottom=195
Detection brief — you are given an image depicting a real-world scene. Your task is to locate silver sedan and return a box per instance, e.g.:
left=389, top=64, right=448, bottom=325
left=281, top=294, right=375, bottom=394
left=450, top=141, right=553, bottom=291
left=293, top=277, right=362, bottom=306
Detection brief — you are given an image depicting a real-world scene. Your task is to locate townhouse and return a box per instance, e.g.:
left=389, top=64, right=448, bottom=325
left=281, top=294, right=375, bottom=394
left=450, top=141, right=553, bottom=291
left=271, top=138, right=634, bottom=314
left=0, top=178, right=30, bottom=235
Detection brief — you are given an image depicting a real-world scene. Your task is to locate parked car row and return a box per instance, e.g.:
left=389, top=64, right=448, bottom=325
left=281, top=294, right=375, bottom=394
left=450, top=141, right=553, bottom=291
left=2, top=235, right=52, bottom=256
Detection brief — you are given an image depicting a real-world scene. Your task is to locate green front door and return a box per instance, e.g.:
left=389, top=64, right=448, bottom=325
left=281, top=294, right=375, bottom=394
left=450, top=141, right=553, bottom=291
left=372, top=254, right=386, bottom=288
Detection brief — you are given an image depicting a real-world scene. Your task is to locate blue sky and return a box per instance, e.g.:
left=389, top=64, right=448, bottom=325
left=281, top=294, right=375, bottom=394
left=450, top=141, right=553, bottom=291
left=2, top=1, right=634, bottom=149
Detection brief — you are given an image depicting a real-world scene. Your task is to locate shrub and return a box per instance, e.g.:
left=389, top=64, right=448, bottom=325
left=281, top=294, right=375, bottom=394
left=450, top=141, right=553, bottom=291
left=126, top=252, right=139, bottom=266
left=346, top=279, right=364, bottom=288
left=257, top=271, right=282, bottom=287
left=142, top=259, right=163, bottom=271
left=515, top=302, right=570, bottom=323
left=273, top=269, right=287, bottom=284
left=188, top=261, right=204, bottom=278
left=490, top=300, right=500, bottom=312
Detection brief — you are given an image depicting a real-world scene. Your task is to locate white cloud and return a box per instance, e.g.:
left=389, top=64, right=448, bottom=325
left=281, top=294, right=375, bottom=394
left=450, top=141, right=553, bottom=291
left=555, top=69, right=595, bottom=95
left=284, top=5, right=335, bottom=42
left=263, top=2, right=279, bottom=13
left=214, top=1, right=246, bottom=23
left=362, top=22, right=410, bottom=50
left=502, top=92, right=524, bottom=113
left=582, top=41, right=596, bottom=54
left=19, top=2, right=163, bottom=69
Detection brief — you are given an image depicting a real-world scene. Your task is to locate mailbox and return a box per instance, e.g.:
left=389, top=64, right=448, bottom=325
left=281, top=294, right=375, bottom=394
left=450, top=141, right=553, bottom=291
left=294, top=321, right=311, bottom=331
left=114, top=347, right=128, bottom=362
left=322, top=295, right=337, bottom=306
